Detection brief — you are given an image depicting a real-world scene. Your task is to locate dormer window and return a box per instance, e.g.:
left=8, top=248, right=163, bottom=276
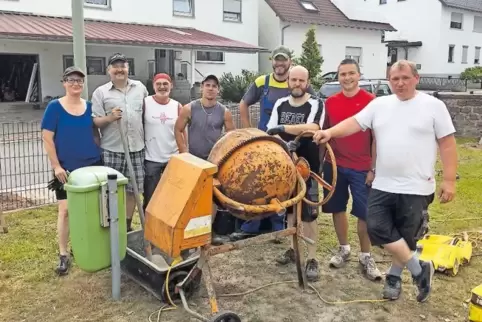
left=300, top=1, right=319, bottom=12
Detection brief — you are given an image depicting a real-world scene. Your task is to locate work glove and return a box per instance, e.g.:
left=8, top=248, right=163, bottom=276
left=267, top=125, right=285, bottom=135
left=286, top=140, right=300, bottom=152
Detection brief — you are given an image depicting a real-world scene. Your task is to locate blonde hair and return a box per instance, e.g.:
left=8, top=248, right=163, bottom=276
left=390, top=60, right=419, bottom=77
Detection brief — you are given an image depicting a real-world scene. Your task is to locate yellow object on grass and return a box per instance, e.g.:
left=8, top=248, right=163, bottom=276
left=416, top=234, right=472, bottom=276
left=469, top=284, right=482, bottom=322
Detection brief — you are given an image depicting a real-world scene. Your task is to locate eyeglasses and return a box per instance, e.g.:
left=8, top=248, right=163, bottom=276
left=64, top=78, right=85, bottom=84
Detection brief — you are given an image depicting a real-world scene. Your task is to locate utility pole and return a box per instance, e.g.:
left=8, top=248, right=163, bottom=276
left=71, top=0, right=88, bottom=99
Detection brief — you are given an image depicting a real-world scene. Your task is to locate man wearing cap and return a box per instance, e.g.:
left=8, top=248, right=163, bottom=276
left=143, top=73, right=186, bottom=211
left=174, top=74, right=235, bottom=160
left=174, top=74, right=235, bottom=245
left=92, top=53, right=149, bottom=232
left=234, top=46, right=318, bottom=240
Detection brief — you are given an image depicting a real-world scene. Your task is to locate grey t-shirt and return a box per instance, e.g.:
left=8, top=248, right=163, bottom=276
left=188, top=99, right=226, bottom=160
left=354, top=92, right=456, bottom=195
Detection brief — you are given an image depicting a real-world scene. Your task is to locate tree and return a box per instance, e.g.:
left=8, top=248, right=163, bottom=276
left=292, top=25, right=324, bottom=89
left=460, top=66, right=482, bottom=89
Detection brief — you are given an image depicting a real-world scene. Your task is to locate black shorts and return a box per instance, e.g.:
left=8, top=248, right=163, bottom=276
left=287, top=178, right=319, bottom=223
left=54, top=159, right=104, bottom=201
left=366, top=189, right=434, bottom=251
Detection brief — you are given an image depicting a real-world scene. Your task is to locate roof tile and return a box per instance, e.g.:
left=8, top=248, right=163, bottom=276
left=0, top=11, right=263, bottom=52
left=439, top=0, right=482, bottom=13
left=265, top=0, right=396, bottom=31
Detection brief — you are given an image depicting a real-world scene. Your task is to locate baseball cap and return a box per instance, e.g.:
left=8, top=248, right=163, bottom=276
left=108, top=53, right=128, bottom=65
left=271, top=45, right=292, bottom=60
left=63, top=66, right=85, bottom=78
left=201, top=74, right=219, bottom=85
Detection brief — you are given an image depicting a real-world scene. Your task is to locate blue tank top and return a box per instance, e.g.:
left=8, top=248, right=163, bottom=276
left=40, top=99, right=101, bottom=171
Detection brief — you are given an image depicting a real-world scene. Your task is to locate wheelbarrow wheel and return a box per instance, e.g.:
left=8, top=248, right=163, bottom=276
left=160, top=270, right=202, bottom=304
left=210, top=311, right=241, bottom=322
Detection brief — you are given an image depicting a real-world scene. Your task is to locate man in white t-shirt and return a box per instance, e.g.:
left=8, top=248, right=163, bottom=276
left=313, top=60, right=458, bottom=303
left=142, top=73, right=186, bottom=211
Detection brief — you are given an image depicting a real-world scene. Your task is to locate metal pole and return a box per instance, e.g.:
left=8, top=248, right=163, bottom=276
left=71, top=0, right=88, bottom=99
left=107, top=174, right=121, bottom=301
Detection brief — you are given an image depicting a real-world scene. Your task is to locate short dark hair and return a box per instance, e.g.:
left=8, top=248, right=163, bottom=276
left=338, top=58, right=360, bottom=73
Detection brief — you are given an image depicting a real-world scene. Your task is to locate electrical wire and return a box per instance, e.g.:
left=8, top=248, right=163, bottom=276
left=148, top=230, right=482, bottom=322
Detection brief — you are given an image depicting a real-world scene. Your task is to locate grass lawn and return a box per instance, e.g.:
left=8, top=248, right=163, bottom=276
left=1, top=138, right=481, bottom=322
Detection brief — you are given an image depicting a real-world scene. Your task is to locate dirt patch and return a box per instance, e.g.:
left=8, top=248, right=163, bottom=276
left=1, top=237, right=480, bottom=322
left=0, top=192, right=36, bottom=211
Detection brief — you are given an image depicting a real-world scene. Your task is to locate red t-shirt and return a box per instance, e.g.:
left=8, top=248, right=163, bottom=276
left=324, top=89, right=375, bottom=171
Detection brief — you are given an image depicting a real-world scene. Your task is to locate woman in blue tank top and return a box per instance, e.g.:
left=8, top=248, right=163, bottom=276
left=40, top=66, right=102, bottom=276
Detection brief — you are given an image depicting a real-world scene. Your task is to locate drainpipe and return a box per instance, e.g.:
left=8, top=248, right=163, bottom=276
left=281, top=24, right=291, bottom=45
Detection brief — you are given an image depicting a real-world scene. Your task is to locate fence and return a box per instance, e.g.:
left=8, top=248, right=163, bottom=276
left=417, top=77, right=468, bottom=92
left=0, top=104, right=260, bottom=212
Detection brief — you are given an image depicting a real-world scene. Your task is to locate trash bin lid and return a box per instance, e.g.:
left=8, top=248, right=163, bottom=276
left=64, top=166, right=128, bottom=193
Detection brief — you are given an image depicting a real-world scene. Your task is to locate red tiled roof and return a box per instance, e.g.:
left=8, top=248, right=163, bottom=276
left=0, top=11, right=264, bottom=52
left=265, top=0, right=396, bottom=31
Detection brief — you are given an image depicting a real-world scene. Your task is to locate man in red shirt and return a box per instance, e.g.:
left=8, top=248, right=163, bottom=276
left=322, top=58, right=382, bottom=281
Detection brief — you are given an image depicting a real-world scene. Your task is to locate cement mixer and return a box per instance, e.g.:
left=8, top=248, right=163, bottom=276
left=138, top=129, right=337, bottom=322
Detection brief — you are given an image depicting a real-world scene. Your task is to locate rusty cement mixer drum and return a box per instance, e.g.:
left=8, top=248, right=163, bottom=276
left=207, top=128, right=297, bottom=219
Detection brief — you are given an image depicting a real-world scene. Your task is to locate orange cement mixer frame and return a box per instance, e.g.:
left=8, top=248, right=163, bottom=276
left=172, top=130, right=338, bottom=322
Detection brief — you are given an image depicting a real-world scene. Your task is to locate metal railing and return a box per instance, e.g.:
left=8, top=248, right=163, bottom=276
left=417, top=77, right=468, bottom=92
left=0, top=104, right=260, bottom=212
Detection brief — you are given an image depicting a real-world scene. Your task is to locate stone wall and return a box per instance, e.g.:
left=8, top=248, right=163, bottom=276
left=225, top=94, right=482, bottom=138
left=436, top=93, right=482, bottom=138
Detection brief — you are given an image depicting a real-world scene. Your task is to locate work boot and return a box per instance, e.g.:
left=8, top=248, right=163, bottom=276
left=329, top=247, right=350, bottom=268
left=382, top=274, right=402, bottom=300
left=305, top=259, right=319, bottom=282
left=359, top=254, right=382, bottom=281
left=412, top=260, right=435, bottom=302
left=276, top=248, right=295, bottom=265
left=126, top=218, right=133, bottom=232
left=228, top=231, right=256, bottom=241
left=56, top=254, right=70, bottom=276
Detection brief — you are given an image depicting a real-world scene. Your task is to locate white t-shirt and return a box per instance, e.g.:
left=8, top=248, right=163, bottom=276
left=144, top=96, right=180, bottom=163
left=354, top=91, right=456, bottom=195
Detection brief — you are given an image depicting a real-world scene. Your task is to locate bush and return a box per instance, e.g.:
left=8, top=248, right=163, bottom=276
left=219, top=69, right=263, bottom=103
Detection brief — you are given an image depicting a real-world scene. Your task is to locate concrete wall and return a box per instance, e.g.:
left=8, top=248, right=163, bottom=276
left=437, top=93, right=482, bottom=138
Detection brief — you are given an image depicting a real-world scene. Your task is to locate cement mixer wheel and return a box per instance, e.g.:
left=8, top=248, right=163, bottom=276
left=160, top=270, right=202, bottom=304
left=209, top=311, right=242, bottom=322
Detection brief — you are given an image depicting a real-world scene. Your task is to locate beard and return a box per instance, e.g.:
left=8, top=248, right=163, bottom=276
left=290, top=88, right=306, bottom=98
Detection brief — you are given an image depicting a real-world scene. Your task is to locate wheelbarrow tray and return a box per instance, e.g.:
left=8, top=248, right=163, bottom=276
left=120, top=230, right=201, bottom=302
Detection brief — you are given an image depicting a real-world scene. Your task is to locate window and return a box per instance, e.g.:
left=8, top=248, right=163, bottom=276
left=126, top=58, right=135, bottom=76
left=63, top=56, right=106, bottom=75
left=345, top=47, right=362, bottom=64
left=462, top=46, right=468, bottom=63
left=475, top=47, right=481, bottom=64
left=448, top=45, right=455, bottom=63
left=173, top=0, right=194, bottom=17
left=84, top=0, right=110, bottom=9
left=223, top=0, right=242, bottom=22
left=379, top=0, right=387, bottom=4
left=196, top=51, right=225, bottom=63
left=474, top=16, right=482, bottom=33
left=450, top=12, right=463, bottom=29
left=300, top=1, right=318, bottom=12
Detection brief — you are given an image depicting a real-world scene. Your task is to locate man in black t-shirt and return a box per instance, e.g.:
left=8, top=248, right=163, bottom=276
left=230, top=67, right=324, bottom=281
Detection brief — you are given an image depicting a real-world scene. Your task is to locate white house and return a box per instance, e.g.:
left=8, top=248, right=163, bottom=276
left=0, top=0, right=264, bottom=102
left=258, top=0, right=396, bottom=80
left=359, top=0, right=482, bottom=77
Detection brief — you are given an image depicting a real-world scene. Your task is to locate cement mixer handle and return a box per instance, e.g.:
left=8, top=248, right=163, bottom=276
left=293, top=130, right=318, bottom=144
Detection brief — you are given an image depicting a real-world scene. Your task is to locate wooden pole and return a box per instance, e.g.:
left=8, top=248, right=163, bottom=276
left=0, top=207, right=8, bottom=233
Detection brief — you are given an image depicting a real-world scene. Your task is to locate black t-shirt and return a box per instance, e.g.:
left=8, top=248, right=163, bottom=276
left=266, top=95, right=324, bottom=171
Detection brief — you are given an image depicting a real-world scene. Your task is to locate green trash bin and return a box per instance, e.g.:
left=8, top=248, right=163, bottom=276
left=64, top=165, right=128, bottom=272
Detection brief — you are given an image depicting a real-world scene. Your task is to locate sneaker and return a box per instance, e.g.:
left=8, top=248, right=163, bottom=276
left=276, top=248, right=295, bottom=265
left=56, top=254, right=70, bottom=276
left=413, top=260, right=435, bottom=303
left=382, top=274, right=402, bottom=300
left=359, top=255, right=382, bottom=281
left=306, top=259, right=319, bottom=282
left=329, top=247, right=350, bottom=268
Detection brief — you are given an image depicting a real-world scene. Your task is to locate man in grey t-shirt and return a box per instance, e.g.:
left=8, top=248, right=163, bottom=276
left=313, top=60, right=457, bottom=303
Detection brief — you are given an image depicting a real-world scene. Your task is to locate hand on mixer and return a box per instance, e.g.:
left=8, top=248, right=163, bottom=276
left=266, top=125, right=300, bottom=152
